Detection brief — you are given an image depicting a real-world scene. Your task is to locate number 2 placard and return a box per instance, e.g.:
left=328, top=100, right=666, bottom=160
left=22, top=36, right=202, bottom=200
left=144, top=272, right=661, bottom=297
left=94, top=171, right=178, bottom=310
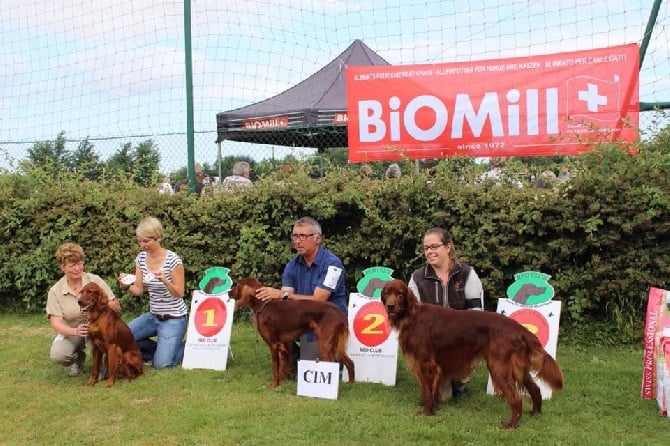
left=344, top=293, right=398, bottom=385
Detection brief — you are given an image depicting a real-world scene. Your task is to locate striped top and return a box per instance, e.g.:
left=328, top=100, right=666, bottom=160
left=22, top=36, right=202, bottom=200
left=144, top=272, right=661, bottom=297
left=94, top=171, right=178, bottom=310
left=135, top=250, right=187, bottom=317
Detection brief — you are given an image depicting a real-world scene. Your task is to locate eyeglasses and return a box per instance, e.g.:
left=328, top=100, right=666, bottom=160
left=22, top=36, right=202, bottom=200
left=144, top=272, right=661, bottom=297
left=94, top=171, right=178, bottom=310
left=423, top=243, right=445, bottom=252
left=291, top=233, right=315, bottom=241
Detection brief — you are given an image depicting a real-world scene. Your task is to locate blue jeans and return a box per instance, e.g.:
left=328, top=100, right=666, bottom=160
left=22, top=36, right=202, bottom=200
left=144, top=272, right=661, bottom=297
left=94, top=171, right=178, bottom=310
left=128, top=312, right=187, bottom=369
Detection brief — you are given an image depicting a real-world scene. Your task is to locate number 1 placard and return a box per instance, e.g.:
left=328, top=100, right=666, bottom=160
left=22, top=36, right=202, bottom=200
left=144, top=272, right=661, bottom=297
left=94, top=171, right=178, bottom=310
left=182, top=290, right=235, bottom=371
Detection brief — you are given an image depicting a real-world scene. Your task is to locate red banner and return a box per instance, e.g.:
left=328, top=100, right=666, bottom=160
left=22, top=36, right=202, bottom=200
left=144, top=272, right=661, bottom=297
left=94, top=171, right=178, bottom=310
left=346, top=44, right=639, bottom=162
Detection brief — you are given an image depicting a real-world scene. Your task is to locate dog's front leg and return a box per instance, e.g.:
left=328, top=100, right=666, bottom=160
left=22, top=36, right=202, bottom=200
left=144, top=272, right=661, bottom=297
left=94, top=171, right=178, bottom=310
left=86, top=345, right=102, bottom=386
left=105, top=345, right=121, bottom=387
left=416, top=362, right=439, bottom=415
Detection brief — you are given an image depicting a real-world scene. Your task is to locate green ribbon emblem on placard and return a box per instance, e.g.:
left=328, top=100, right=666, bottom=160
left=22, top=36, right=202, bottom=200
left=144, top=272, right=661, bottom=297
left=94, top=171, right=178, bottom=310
left=356, top=266, right=395, bottom=299
left=199, top=266, right=233, bottom=295
left=506, top=271, right=554, bottom=305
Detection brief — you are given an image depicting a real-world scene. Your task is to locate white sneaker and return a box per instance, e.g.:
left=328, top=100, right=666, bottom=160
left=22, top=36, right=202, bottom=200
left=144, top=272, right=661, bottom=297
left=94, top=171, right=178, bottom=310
left=68, top=351, right=84, bottom=377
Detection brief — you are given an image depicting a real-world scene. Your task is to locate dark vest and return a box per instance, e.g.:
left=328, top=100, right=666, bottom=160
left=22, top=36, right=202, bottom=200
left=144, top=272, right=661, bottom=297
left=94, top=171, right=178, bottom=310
left=411, top=263, right=473, bottom=309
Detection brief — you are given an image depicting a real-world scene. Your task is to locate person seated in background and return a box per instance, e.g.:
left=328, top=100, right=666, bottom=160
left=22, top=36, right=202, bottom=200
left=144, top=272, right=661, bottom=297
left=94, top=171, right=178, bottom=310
left=559, top=164, right=572, bottom=181
left=222, top=161, right=252, bottom=191
left=477, top=157, right=523, bottom=188
left=535, top=170, right=557, bottom=189
left=359, top=164, right=373, bottom=178
left=174, top=163, right=205, bottom=195
left=158, top=176, right=174, bottom=195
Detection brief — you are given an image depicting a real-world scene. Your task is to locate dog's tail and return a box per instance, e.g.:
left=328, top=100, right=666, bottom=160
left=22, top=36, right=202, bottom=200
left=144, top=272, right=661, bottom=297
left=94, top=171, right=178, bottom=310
left=529, top=343, right=564, bottom=391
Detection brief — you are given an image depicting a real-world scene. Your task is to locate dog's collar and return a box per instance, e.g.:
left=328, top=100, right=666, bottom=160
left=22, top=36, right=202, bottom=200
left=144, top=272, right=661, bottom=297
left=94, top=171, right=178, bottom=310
left=254, top=299, right=272, bottom=316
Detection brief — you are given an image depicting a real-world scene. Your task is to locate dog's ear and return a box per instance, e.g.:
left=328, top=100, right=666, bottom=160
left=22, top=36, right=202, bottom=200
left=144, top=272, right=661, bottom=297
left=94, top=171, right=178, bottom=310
left=241, top=276, right=262, bottom=289
left=241, top=284, right=256, bottom=300
left=98, top=287, right=109, bottom=306
left=403, top=281, right=418, bottom=311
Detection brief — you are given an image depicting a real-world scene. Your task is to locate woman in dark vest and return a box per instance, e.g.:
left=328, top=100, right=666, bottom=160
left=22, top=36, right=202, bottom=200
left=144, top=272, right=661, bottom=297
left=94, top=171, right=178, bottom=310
left=407, top=227, right=484, bottom=400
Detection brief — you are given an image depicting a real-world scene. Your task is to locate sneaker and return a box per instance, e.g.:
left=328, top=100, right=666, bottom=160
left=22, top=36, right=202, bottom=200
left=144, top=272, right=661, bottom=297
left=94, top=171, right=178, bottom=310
left=68, top=351, right=85, bottom=377
left=452, top=382, right=468, bottom=399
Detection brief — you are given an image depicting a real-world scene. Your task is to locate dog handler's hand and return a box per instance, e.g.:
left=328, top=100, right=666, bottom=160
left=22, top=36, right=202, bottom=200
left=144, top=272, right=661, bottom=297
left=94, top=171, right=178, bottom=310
left=256, top=287, right=281, bottom=301
left=117, top=273, right=129, bottom=288
left=75, top=323, right=89, bottom=337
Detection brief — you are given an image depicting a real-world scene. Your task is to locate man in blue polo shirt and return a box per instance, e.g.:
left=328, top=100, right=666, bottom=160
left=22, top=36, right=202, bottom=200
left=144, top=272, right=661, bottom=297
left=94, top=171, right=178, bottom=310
left=256, top=216, right=346, bottom=359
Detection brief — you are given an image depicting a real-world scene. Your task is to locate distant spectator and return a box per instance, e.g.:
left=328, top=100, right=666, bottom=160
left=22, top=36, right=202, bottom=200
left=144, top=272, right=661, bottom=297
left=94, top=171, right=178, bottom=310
left=477, top=157, right=522, bottom=188
left=535, top=170, right=557, bottom=189
left=158, top=176, right=174, bottom=195
left=222, top=161, right=252, bottom=191
left=558, top=165, right=572, bottom=181
left=174, top=163, right=205, bottom=195
left=279, top=163, right=296, bottom=178
left=360, top=164, right=373, bottom=178
left=385, top=163, right=401, bottom=179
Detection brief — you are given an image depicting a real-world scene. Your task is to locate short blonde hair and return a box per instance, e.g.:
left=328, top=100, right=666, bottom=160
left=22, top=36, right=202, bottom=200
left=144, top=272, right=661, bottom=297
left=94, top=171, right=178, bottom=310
left=55, top=243, right=84, bottom=266
left=136, top=217, right=164, bottom=240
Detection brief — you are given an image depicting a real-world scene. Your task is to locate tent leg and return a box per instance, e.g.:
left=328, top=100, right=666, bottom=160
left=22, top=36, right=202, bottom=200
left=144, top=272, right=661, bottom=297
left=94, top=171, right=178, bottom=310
left=217, top=141, right=222, bottom=183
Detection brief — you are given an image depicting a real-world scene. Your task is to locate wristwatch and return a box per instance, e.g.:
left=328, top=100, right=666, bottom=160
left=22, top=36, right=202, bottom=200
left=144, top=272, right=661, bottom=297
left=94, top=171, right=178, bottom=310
left=282, top=291, right=290, bottom=300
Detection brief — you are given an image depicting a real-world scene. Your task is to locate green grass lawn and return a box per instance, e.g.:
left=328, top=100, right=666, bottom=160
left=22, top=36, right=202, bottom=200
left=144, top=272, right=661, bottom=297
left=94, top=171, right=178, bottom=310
left=1, top=313, right=667, bottom=445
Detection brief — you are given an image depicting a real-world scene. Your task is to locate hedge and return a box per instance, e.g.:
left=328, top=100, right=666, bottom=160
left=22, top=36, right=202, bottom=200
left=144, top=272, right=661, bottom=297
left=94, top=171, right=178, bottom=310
left=1, top=143, right=668, bottom=344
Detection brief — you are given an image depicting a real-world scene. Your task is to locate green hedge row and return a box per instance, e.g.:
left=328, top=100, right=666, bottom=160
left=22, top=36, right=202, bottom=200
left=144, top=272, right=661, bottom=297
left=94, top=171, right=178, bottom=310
left=1, top=143, right=668, bottom=344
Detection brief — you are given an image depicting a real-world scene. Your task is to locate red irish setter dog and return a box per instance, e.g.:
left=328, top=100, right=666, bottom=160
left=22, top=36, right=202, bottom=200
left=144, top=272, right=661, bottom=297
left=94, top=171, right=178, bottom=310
left=78, top=282, right=143, bottom=387
left=229, top=277, right=355, bottom=388
left=381, top=279, right=564, bottom=429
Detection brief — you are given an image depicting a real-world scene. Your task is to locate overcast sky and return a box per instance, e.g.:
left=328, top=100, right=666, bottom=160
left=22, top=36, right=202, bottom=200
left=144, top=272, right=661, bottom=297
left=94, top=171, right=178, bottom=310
left=1, top=0, right=668, bottom=172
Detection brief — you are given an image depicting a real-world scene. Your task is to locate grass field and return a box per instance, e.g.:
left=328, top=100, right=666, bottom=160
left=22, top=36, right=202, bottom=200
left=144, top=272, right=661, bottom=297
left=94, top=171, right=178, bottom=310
left=1, top=313, right=667, bottom=445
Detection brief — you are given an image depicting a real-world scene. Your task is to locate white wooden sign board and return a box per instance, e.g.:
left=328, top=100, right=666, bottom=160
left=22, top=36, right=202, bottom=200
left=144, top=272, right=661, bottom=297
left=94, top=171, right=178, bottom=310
left=343, top=292, right=398, bottom=385
left=487, top=298, right=562, bottom=399
left=297, top=359, right=341, bottom=400
left=182, top=290, right=235, bottom=371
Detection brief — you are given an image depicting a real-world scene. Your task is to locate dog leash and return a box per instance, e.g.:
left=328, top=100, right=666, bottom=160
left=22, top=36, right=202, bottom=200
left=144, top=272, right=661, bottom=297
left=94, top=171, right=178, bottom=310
left=250, top=300, right=271, bottom=363
left=255, top=299, right=271, bottom=316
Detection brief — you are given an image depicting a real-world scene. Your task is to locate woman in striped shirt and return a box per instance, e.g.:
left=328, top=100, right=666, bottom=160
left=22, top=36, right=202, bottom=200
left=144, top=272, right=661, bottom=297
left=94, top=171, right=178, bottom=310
left=119, top=217, right=187, bottom=369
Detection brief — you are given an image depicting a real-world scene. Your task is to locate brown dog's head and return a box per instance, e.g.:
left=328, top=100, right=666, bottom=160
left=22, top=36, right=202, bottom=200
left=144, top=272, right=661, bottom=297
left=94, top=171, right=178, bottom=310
left=380, top=279, right=417, bottom=327
left=78, top=282, right=109, bottom=313
left=228, top=276, right=263, bottom=309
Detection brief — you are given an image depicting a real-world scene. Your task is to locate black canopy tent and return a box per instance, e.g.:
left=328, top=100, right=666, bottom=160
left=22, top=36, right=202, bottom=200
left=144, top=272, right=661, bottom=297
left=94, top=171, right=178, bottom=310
left=215, top=39, right=390, bottom=152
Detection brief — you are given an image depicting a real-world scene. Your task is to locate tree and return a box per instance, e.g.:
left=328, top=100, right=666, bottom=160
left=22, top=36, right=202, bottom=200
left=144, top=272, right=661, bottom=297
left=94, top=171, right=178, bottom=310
left=27, top=131, right=68, bottom=168
left=26, top=131, right=105, bottom=180
left=104, top=140, right=161, bottom=186
left=66, top=137, right=102, bottom=180
left=133, top=140, right=161, bottom=187
left=105, top=142, right=134, bottom=175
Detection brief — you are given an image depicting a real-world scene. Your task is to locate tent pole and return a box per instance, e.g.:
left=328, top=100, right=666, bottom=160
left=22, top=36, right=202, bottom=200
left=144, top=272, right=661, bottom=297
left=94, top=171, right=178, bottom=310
left=217, top=141, right=222, bottom=183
